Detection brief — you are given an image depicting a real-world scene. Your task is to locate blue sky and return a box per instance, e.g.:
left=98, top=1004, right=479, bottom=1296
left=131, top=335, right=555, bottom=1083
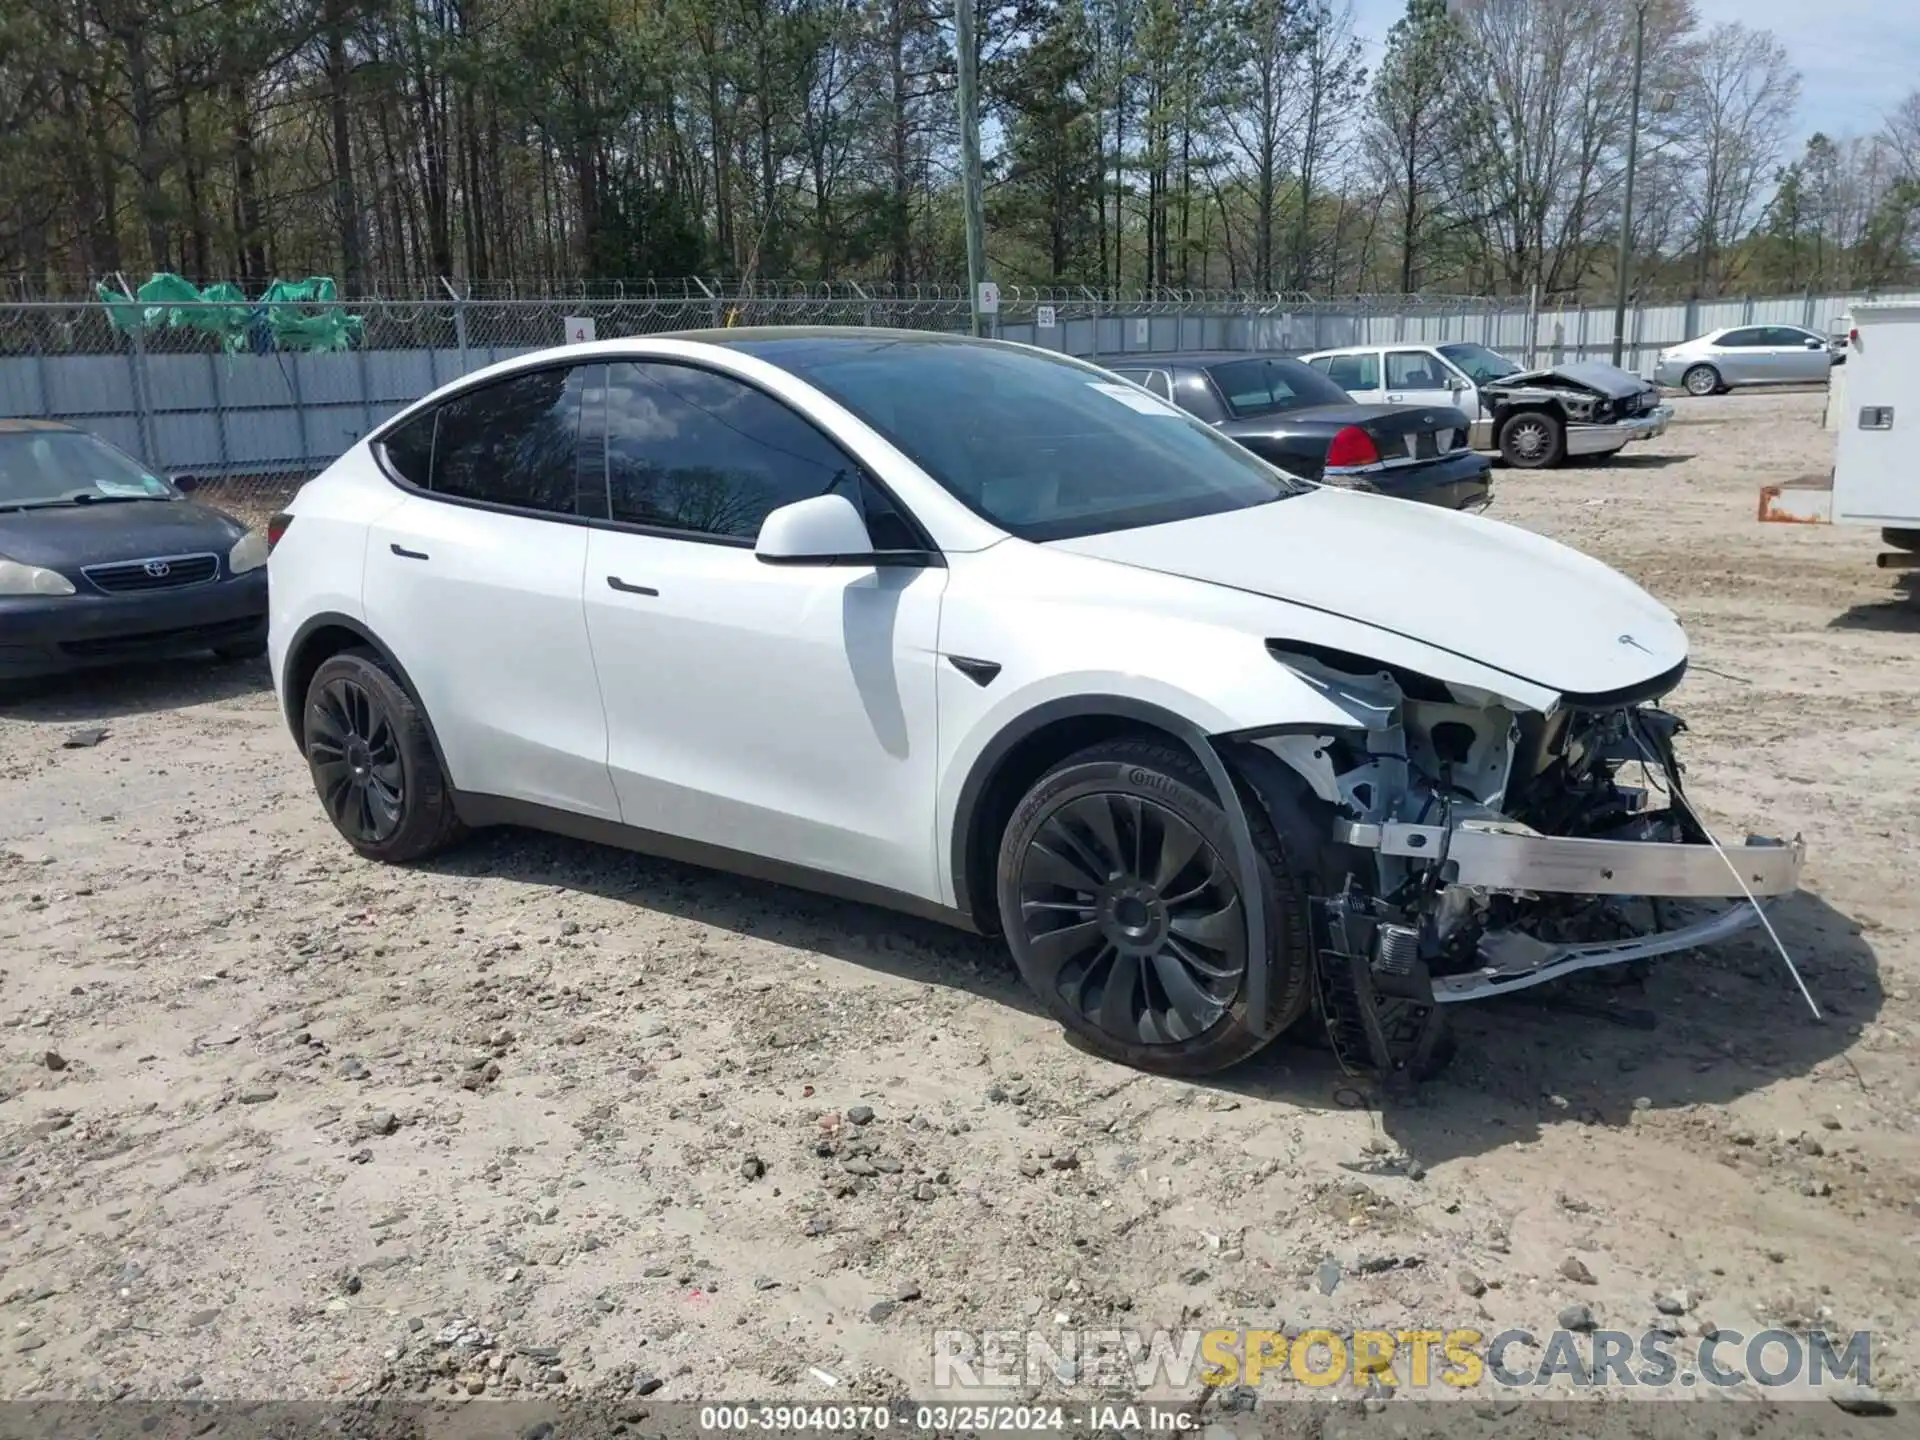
left=1348, top=0, right=1918, bottom=147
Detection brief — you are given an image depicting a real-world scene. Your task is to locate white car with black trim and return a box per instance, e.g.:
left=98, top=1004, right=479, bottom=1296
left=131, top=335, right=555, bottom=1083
left=1301, top=342, right=1672, bottom=470
left=266, top=328, right=1801, bottom=1079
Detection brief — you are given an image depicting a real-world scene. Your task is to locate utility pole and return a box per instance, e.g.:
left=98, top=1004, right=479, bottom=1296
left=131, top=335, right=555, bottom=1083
left=1610, top=0, right=1649, bottom=369
left=955, top=0, right=988, bottom=336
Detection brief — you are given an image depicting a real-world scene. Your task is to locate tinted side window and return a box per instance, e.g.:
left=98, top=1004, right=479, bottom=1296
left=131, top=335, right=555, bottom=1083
left=603, top=362, right=861, bottom=541
left=1718, top=328, right=1765, bottom=347
left=429, top=367, right=584, bottom=513
left=1763, top=326, right=1817, bottom=346
left=381, top=409, right=435, bottom=488
left=1323, top=352, right=1379, bottom=390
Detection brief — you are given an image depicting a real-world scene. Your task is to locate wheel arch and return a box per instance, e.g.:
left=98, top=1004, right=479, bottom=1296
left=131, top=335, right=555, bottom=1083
left=281, top=613, right=451, bottom=779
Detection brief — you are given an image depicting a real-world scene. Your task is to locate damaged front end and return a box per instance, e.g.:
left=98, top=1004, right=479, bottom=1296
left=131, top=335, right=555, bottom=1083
left=1245, top=644, right=1803, bottom=1078
left=1483, top=361, right=1672, bottom=453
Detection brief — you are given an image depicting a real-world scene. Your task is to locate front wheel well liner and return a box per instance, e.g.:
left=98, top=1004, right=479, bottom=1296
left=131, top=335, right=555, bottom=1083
left=951, top=706, right=1181, bottom=932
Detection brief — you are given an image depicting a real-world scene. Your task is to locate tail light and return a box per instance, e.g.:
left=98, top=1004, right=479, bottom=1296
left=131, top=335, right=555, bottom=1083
left=1325, top=425, right=1381, bottom=471
left=266, top=512, right=294, bottom=552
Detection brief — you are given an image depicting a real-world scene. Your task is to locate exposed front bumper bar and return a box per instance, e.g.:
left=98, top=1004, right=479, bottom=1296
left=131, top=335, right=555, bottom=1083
left=1565, top=404, right=1673, bottom=455
left=1334, top=819, right=1804, bottom=899
left=1432, top=902, right=1764, bottom=1003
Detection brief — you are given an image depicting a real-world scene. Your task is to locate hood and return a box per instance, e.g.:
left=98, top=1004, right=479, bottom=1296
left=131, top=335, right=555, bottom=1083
left=1046, top=489, right=1686, bottom=702
left=1486, top=360, right=1648, bottom=401
left=0, top=499, right=245, bottom=571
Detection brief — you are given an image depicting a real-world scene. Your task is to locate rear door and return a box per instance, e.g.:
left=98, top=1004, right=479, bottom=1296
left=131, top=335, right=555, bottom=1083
left=1310, top=350, right=1384, bottom=403
left=363, top=364, right=619, bottom=819
left=1712, top=327, right=1771, bottom=384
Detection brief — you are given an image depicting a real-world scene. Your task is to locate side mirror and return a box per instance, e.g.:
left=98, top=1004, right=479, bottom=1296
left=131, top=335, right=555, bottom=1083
left=171, top=473, right=200, bottom=493
left=1448, top=376, right=1470, bottom=391
left=755, top=493, right=877, bottom=566
left=1806, top=338, right=1826, bottom=349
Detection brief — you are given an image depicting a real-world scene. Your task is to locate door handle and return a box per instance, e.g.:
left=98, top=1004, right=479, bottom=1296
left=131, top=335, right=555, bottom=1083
left=607, top=576, right=659, bottom=597
left=1387, top=392, right=1405, bottom=402
left=390, top=543, right=429, bottom=560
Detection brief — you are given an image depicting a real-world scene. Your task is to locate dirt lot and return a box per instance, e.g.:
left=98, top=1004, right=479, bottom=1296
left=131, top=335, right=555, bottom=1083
left=3, top=389, right=1918, bottom=1420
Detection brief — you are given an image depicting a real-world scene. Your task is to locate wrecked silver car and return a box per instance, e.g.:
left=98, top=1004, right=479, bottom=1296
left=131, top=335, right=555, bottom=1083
left=1298, top=343, right=1673, bottom=470
left=1481, top=358, right=1672, bottom=469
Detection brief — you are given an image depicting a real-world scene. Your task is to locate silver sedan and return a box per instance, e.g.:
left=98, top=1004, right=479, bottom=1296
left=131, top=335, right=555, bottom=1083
left=1653, top=324, right=1837, bottom=395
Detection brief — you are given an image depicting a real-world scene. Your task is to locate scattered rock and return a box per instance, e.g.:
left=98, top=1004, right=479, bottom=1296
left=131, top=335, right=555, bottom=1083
left=803, top=1215, right=832, bottom=1237
left=867, top=1300, right=897, bottom=1323
left=1050, top=1151, right=1080, bottom=1171
left=740, top=1155, right=766, bottom=1181
left=14, top=1336, right=46, bottom=1353
left=1457, top=1269, right=1488, bottom=1299
left=1018, top=1159, right=1044, bottom=1178
left=1830, top=1382, right=1895, bottom=1417
left=753, top=1277, right=779, bottom=1291
left=238, top=1088, right=278, bottom=1105
left=187, top=1308, right=221, bottom=1329
left=1316, top=1258, right=1341, bottom=1296
left=62, top=727, right=109, bottom=749
left=846, top=1105, right=875, bottom=1126
left=1654, top=1291, right=1690, bottom=1316
left=1179, top=1267, right=1209, bottom=1286
left=633, top=1375, right=664, bottom=1397
left=843, top=1158, right=877, bottom=1177
left=1559, top=1255, right=1597, bottom=1285
left=1800, top=1178, right=1832, bottom=1197
left=1558, top=1304, right=1596, bottom=1332
left=912, top=1182, right=937, bottom=1202
left=1729, top=1126, right=1758, bottom=1147
left=338, top=1057, right=371, bottom=1081
left=177, top=1373, right=202, bottom=1391
left=896, top=1281, right=922, bottom=1302
left=42, top=1051, right=66, bottom=1072
left=353, top=1111, right=399, bottom=1139
left=1818, top=1115, right=1843, bottom=1131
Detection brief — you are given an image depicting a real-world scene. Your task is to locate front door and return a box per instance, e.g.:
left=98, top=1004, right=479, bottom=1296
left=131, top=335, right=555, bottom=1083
left=362, top=364, right=619, bottom=819
left=578, top=359, right=949, bottom=901
left=1384, top=349, right=1459, bottom=409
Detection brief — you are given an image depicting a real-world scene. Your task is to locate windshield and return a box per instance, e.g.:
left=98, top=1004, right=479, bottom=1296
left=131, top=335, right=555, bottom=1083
left=0, top=431, right=177, bottom=509
left=730, top=336, right=1307, bottom=541
left=1204, top=356, right=1351, bottom=418
left=1437, top=343, right=1521, bottom=385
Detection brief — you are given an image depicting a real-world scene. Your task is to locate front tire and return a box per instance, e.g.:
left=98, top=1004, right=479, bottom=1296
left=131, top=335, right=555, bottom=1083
left=1683, top=363, right=1721, bottom=397
left=1498, top=410, right=1563, bottom=469
left=995, top=738, right=1314, bottom=1076
left=303, top=648, right=463, bottom=863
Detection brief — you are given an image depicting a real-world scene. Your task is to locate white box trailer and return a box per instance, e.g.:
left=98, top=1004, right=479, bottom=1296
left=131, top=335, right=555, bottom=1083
left=1760, top=301, right=1920, bottom=571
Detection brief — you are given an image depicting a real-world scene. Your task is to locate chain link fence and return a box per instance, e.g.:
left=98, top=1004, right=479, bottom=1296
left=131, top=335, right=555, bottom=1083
left=2, top=281, right=1911, bottom=521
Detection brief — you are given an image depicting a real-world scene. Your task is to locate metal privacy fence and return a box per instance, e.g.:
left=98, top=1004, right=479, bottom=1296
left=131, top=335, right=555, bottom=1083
left=2, top=282, right=1911, bottom=495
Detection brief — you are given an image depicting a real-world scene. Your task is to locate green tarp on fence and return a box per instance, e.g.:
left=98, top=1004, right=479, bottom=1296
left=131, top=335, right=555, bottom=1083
left=96, top=274, right=365, bottom=353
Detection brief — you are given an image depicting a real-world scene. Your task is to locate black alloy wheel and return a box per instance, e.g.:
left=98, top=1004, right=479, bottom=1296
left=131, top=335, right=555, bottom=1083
left=1015, top=790, right=1248, bottom=1045
left=307, top=673, right=406, bottom=845
left=301, top=647, right=464, bottom=863
left=996, top=738, right=1316, bottom=1075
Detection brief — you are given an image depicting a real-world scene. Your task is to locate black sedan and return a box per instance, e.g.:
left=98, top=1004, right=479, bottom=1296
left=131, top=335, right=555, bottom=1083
left=1102, top=352, right=1491, bottom=510
left=0, top=420, right=268, bottom=681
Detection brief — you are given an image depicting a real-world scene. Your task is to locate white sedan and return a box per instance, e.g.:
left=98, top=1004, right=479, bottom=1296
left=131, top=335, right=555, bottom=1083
left=266, top=329, right=1802, bottom=1078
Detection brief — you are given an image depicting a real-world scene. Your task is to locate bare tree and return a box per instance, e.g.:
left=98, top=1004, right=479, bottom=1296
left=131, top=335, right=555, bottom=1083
left=1671, top=21, right=1798, bottom=291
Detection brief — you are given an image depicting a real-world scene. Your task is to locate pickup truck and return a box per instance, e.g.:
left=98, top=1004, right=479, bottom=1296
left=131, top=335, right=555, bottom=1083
left=1299, top=341, right=1672, bottom=470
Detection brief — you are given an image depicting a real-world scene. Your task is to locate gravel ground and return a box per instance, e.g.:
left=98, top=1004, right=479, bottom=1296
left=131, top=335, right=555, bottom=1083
left=2, top=389, right=1917, bottom=1423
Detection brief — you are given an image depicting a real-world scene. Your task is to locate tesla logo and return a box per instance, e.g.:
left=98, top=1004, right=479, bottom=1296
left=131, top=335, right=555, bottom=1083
left=143, top=560, right=171, bottom=578
left=1618, top=633, right=1651, bottom=654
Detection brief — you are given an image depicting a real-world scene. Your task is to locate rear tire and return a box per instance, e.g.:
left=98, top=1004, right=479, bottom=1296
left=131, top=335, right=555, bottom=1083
left=1498, top=410, right=1564, bottom=469
left=995, top=738, right=1315, bottom=1076
left=302, top=648, right=464, bottom=863
left=1682, top=364, right=1721, bottom=397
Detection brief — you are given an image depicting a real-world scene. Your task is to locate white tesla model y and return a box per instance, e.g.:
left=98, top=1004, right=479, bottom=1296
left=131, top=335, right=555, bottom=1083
left=268, top=330, right=1802, bottom=1078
